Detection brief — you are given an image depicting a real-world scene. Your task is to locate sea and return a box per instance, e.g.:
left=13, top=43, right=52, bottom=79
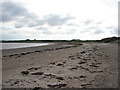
left=0, top=43, right=53, bottom=50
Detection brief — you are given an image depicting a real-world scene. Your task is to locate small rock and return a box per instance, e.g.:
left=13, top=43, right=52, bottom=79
left=81, top=83, right=92, bottom=88
left=69, top=67, right=78, bottom=70
left=49, top=62, right=56, bottom=65
left=79, top=75, right=86, bottom=78
left=80, top=51, right=85, bottom=54
left=28, top=67, right=38, bottom=71
left=63, top=61, right=66, bottom=63
left=21, top=53, right=26, bottom=55
left=68, top=55, right=73, bottom=58
left=90, top=63, right=99, bottom=67
left=74, top=75, right=86, bottom=79
left=79, top=60, right=86, bottom=64
left=31, top=72, right=43, bottom=75
left=47, top=83, right=67, bottom=88
left=57, top=63, right=63, bottom=66
left=9, top=55, right=14, bottom=57
left=21, top=70, right=29, bottom=75
left=32, top=87, right=42, bottom=90
left=56, top=76, right=64, bottom=80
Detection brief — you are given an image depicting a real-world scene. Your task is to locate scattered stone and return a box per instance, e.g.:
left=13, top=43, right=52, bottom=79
left=90, top=70, right=103, bottom=73
left=28, top=67, right=38, bottom=71
left=21, top=53, right=26, bottom=55
left=90, top=63, right=99, bottom=67
left=56, top=76, right=64, bottom=80
left=26, top=52, right=31, bottom=54
left=68, top=76, right=73, bottom=79
left=47, top=83, right=67, bottom=88
left=80, top=66, right=89, bottom=71
left=83, top=58, right=90, bottom=60
left=78, top=60, right=86, bottom=64
left=69, top=67, right=78, bottom=70
left=81, top=83, right=92, bottom=88
left=80, top=51, right=85, bottom=54
left=90, top=64, right=99, bottom=67
left=74, top=75, right=86, bottom=79
left=3, top=56, right=6, bottom=57
left=68, top=55, right=74, bottom=59
left=57, top=63, right=63, bottom=66
left=34, top=50, right=40, bottom=53
left=11, top=80, right=19, bottom=86
left=21, top=70, right=29, bottom=75
left=9, top=55, right=14, bottom=57
left=62, top=61, right=66, bottom=63
left=44, top=73, right=56, bottom=77
left=49, top=62, right=56, bottom=65
left=79, top=75, right=86, bottom=78
left=32, top=87, right=42, bottom=90
left=17, top=56, right=20, bottom=57
left=31, top=72, right=43, bottom=75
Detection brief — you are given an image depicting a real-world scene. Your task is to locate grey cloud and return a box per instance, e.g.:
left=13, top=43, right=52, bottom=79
left=1, top=2, right=74, bottom=28
left=42, top=30, right=53, bottom=35
left=1, top=2, right=28, bottom=22
left=85, top=20, right=93, bottom=24
left=67, top=23, right=76, bottom=26
left=58, top=27, right=61, bottom=29
left=110, top=27, right=118, bottom=35
left=18, top=14, right=73, bottom=28
left=28, top=20, right=45, bottom=27
left=36, top=27, right=47, bottom=30
left=15, top=24, right=24, bottom=28
left=106, top=26, right=114, bottom=29
left=113, top=28, right=118, bottom=34
left=106, top=26, right=118, bottom=34
left=94, top=30, right=104, bottom=34
left=1, top=2, right=39, bottom=28
left=0, top=26, right=11, bottom=30
left=44, top=14, right=73, bottom=26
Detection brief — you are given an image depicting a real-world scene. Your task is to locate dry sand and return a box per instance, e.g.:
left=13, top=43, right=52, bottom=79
left=2, top=42, right=118, bottom=88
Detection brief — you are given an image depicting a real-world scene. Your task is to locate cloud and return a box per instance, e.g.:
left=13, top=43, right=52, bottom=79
left=1, top=2, right=73, bottom=28
left=84, top=20, right=93, bottom=24
left=1, top=2, right=28, bottom=22
left=28, top=20, right=45, bottom=27
left=16, top=14, right=73, bottom=28
left=106, top=26, right=118, bottom=35
left=36, top=27, right=47, bottom=30
left=15, top=24, right=24, bottom=28
left=67, top=23, right=78, bottom=26
left=106, top=26, right=114, bottom=29
left=0, top=26, right=11, bottom=30
left=94, top=30, right=104, bottom=34
left=42, top=30, right=53, bottom=35
left=44, top=14, right=73, bottom=26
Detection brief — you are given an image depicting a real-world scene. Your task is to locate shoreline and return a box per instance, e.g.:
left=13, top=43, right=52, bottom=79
left=2, top=42, right=118, bottom=88
left=2, top=42, right=82, bottom=56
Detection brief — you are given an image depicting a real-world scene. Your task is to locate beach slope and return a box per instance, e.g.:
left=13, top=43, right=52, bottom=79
left=2, top=43, right=118, bottom=88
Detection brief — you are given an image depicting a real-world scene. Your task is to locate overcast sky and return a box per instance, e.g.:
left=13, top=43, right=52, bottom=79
left=0, top=0, right=119, bottom=40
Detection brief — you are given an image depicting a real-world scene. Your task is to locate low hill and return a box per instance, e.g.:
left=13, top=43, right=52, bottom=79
left=100, top=37, right=120, bottom=43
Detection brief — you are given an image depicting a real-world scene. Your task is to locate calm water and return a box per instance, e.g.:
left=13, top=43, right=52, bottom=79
left=0, top=43, right=53, bottom=50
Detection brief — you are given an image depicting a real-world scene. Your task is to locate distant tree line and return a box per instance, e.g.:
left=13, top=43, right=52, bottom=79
left=2, top=36, right=120, bottom=43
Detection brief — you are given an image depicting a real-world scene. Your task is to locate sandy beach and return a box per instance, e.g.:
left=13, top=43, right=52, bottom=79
left=2, top=42, right=118, bottom=88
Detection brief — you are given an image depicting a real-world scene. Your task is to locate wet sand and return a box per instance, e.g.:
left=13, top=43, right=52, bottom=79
left=2, top=43, right=118, bottom=88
